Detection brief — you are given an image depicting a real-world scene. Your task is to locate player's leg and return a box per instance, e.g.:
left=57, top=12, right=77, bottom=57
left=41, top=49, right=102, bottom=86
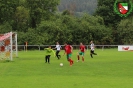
left=93, top=51, right=97, bottom=55
left=67, top=54, right=73, bottom=66
left=57, top=51, right=61, bottom=59
left=69, top=54, right=73, bottom=65
left=47, top=55, right=51, bottom=63
left=67, top=54, right=71, bottom=65
left=56, top=51, right=59, bottom=59
left=58, top=51, right=61, bottom=59
left=82, top=52, right=84, bottom=62
left=90, top=50, right=93, bottom=58
left=77, top=52, right=80, bottom=62
left=45, top=55, right=48, bottom=63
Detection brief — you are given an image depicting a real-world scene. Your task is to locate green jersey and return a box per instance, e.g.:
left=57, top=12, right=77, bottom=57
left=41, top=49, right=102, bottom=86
left=44, top=48, right=55, bottom=56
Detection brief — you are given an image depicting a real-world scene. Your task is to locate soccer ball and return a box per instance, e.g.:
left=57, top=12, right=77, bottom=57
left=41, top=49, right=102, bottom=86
left=60, top=63, right=63, bottom=66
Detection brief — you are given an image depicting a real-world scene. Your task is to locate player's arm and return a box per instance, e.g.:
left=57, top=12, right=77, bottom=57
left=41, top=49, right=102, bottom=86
left=53, top=45, right=57, bottom=50
left=63, top=46, right=67, bottom=56
left=84, top=46, right=86, bottom=52
left=63, top=49, right=67, bottom=55
left=70, top=45, right=73, bottom=52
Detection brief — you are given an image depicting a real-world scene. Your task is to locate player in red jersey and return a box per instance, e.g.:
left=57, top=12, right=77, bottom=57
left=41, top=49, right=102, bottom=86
left=77, top=42, right=85, bottom=62
left=64, top=43, right=74, bottom=66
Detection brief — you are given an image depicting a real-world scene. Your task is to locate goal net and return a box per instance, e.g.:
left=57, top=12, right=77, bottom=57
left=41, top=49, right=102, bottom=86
left=0, top=32, right=18, bottom=61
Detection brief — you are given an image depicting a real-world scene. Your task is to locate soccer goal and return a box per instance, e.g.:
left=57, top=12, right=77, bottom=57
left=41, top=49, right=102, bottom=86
left=0, top=32, right=18, bottom=61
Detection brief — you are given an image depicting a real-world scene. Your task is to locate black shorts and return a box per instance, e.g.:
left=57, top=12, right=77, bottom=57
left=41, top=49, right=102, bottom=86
left=56, top=50, right=60, bottom=54
left=90, top=50, right=94, bottom=53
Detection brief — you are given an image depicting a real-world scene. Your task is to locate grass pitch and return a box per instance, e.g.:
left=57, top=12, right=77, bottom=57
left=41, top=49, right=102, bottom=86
left=0, top=49, right=133, bottom=88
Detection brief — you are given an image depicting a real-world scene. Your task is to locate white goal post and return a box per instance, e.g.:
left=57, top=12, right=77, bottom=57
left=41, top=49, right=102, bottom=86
left=0, top=32, right=18, bottom=61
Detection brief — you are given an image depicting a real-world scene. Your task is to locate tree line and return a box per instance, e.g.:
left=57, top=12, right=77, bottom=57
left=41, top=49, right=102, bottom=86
left=0, top=0, right=133, bottom=45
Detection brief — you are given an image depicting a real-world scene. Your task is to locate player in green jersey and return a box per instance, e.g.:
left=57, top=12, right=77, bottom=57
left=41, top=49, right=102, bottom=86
left=44, top=46, right=55, bottom=64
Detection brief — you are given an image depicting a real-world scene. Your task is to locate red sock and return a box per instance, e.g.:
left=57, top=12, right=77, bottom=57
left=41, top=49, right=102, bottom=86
left=68, top=59, right=71, bottom=65
left=82, top=57, right=84, bottom=61
left=77, top=55, right=80, bottom=60
left=69, top=59, right=73, bottom=65
left=71, top=59, right=74, bottom=64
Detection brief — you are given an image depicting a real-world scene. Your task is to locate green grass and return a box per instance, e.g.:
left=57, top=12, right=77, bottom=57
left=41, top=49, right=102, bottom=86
left=0, top=49, right=133, bottom=88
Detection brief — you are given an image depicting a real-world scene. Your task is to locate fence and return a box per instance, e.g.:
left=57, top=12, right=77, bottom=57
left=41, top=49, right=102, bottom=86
left=17, top=45, right=120, bottom=51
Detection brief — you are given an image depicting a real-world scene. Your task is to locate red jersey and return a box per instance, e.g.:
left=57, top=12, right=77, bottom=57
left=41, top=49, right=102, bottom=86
left=65, top=45, right=72, bottom=54
left=80, top=45, right=85, bottom=52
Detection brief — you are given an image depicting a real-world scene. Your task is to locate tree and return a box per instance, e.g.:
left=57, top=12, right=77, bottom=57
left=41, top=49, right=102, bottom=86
left=13, top=6, right=29, bottom=32
left=37, top=18, right=73, bottom=44
left=80, top=14, right=113, bottom=45
left=26, top=0, right=60, bottom=28
left=117, top=16, right=133, bottom=44
left=94, top=0, right=122, bottom=27
left=0, top=0, right=19, bottom=24
left=0, top=22, right=12, bottom=33
left=62, top=10, right=71, bottom=15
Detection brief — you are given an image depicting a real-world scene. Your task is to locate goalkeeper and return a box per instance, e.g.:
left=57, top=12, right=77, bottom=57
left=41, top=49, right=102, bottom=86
left=44, top=46, right=55, bottom=64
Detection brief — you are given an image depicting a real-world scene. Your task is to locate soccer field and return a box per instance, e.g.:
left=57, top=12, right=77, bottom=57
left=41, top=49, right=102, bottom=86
left=0, top=49, right=133, bottom=88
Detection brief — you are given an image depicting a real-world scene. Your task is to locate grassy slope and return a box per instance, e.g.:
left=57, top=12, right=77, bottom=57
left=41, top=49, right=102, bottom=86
left=0, top=49, right=133, bottom=88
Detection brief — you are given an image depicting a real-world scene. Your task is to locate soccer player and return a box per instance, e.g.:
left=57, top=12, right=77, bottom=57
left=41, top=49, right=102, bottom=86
left=55, top=42, right=61, bottom=59
left=77, top=42, right=85, bottom=62
left=64, top=43, right=74, bottom=66
left=44, top=46, right=55, bottom=64
left=90, top=41, right=97, bottom=58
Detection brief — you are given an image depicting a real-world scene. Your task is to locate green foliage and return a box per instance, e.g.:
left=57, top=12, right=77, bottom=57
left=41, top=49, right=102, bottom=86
left=37, top=21, right=61, bottom=44
left=95, top=0, right=122, bottom=27
left=13, top=6, right=29, bottom=31
left=0, top=0, right=133, bottom=45
left=117, top=17, right=133, bottom=44
left=37, top=18, right=73, bottom=44
left=62, top=10, right=71, bottom=15
left=18, top=28, right=48, bottom=45
left=74, top=14, right=113, bottom=45
left=26, top=0, right=60, bottom=28
left=0, top=0, right=19, bottom=24
left=0, top=22, right=12, bottom=33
